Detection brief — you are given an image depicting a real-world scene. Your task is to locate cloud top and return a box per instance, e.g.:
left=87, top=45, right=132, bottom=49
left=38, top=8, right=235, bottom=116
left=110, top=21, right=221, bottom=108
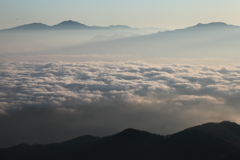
left=1, top=61, right=240, bottom=147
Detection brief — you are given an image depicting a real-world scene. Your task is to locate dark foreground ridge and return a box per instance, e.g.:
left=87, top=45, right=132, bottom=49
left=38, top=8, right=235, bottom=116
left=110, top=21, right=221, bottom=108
left=1, top=121, right=240, bottom=160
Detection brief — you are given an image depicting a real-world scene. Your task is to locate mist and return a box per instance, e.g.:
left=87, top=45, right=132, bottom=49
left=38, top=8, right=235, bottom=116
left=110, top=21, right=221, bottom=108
left=2, top=22, right=240, bottom=66
left=1, top=22, right=240, bottom=148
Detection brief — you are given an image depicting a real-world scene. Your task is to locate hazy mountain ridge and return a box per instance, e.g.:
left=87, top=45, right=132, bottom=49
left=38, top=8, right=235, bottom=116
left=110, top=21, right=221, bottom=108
left=51, top=20, right=91, bottom=30
left=169, top=22, right=240, bottom=34
left=1, top=121, right=240, bottom=160
left=54, top=21, right=240, bottom=61
left=0, top=20, right=166, bottom=34
left=1, top=20, right=95, bottom=31
left=3, top=23, right=51, bottom=31
left=4, top=21, right=240, bottom=59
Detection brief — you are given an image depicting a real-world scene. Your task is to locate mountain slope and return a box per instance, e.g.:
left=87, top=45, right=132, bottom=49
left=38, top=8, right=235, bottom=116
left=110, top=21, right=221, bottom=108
left=2, top=23, right=50, bottom=31
left=73, top=128, right=164, bottom=160
left=1, top=20, right=97, bottom=31
left=1, top=121, right=240, bottom=160
left=56, top=21, right=240, bottom=60
left=0, top=135, right=100, bottom=160
left=51, top=20, right=91, bottom=30
left=151, top=121, right=240, bottom=160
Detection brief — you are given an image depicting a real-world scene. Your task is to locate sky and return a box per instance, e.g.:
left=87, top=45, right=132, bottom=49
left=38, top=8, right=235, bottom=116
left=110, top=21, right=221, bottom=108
left=1, top=0, right=240, bottom=30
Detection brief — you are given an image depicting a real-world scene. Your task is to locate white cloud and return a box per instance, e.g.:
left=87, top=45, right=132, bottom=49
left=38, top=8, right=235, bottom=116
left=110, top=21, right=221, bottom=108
left=1, top=61, right=240, bottom=147
left=2, top=61, right=240, bottom=110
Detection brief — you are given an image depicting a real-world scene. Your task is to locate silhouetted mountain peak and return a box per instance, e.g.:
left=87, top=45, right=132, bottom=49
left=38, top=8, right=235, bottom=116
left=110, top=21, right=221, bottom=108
left=195, top=22, right=228, bottom=27
left=196, top=121, right=239, bottom=129
left=55, top=20, right=84, bottom=26
left=24, top=23, right=49, bottom=28
left=52, top=20, right=90, bottom=30
left=117, top=128, right=145, bottom=135
left=113, top=128, right=140, bottom=137
left=186, top=121, right=239, bottom=131
left=187, top=22, right=239, bottom=30
left=27, top=23, right=47, bottom=26
left=178, top=121, right=240, bottom=144
left=219, top=120, right=238, bottom=125
left=112, top=128, right=160, bottom=141
left=121, top=128, right=140, bottom=133
left=3, top=23, right=50, bottom=31
left=164, top=22, right=240, bottom=34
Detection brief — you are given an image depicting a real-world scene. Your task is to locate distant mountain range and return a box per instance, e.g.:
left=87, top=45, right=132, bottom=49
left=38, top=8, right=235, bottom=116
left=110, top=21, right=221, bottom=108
left=54, top=21, right=240, bottom=60
left=174, top=22, right=240, bottom=32
left=1, top=20, right=101, bottom=31
left=1, top=20, right=237, bottom=34
left=2, top=21, right=240, bottom=62
left=1, top=20, right=166, bottom=33
left=1, top=121, right=240, bottom=160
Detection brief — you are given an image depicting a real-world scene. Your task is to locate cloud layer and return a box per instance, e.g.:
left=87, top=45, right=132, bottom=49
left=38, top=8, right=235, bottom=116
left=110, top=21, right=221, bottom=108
left=1, top=61, right=240, bottom=147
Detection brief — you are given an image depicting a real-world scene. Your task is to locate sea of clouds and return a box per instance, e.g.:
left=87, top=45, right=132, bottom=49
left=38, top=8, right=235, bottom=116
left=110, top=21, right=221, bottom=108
left=1, top=61, right=240, bottom=147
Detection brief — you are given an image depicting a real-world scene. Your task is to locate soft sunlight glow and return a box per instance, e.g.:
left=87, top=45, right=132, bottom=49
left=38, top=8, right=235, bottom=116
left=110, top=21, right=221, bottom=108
left=1, top=0, right=240, bottom=29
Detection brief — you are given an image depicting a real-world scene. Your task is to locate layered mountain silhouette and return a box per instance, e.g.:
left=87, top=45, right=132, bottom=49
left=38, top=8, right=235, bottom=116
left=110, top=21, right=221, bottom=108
left=188, top=22, right=238, bottom=30
left=55, top=21, right=240, bottom=60
left=51, top=20, right=91, bottom=30
left=0, top=20, right=165, bottom=34
left=3, top=23, right=51, bottom=31
left=1, top=20, right=96, bottom=31
left=2, top=21, right=240, bottom=62
left=1, top=121, right=240, bottom=160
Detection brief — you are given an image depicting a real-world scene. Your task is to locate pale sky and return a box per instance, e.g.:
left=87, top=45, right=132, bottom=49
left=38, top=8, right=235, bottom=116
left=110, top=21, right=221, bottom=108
left=0, top=0, right=239, bottom=30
